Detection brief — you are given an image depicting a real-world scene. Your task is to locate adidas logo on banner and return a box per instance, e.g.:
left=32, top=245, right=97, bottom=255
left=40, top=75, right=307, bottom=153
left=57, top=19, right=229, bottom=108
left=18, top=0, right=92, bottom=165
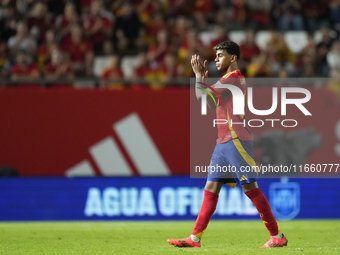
left=65, top=113, right=170, bottom=176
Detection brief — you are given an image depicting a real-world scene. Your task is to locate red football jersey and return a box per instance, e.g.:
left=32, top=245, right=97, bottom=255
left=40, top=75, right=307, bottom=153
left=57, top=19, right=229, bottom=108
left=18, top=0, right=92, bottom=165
left=240, top=43, right=260, bottom=61
left=45, top=63, right=73, bottom=77
left=212, top=69, right=253, bottom=143
left=62, top=40, right=93, bottom=62
left=83, top=16, right=113, bottom=43
left=11, top=64, right=39, bottom=77
left=100, top=67, right=124, bottom=79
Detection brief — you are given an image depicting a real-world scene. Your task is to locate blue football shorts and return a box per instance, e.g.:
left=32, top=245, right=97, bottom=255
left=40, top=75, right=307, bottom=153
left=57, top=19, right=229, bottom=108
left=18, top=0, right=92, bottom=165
left=207, top=138, right=258, bottom=187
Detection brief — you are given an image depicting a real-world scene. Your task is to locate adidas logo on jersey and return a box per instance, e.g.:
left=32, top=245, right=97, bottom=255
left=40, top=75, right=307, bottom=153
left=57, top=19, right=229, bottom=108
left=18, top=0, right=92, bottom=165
left=240, top=175, right=248, bottom=181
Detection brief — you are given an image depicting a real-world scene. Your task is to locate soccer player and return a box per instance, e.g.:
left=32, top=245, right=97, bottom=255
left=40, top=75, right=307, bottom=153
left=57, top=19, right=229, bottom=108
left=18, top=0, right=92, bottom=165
left=167, top=41, right=288, bottom=248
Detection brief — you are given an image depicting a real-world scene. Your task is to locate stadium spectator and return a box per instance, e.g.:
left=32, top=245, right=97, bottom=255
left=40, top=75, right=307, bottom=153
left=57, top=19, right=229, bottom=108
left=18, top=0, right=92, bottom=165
left=111, top=0, right=125, bottom=14
left=278, top=67, right=289, bottom=78
left=0, top=5, right=18, bottom=42
left=178, top=28, right=207, bottom=77
left=266, top=30, right=296, bottom=76
left=327, top=41, right=340, bottom=78
left=300, top=32, right=317, bottom=58
left=146, top=11, right=167, bottom=39
left=178, top=28, right=207, bottom=62
left=240, top=29, right=261, bottom=67
left=135, top=0, right=162, bottom=24
left=296, top=48, right=318, bottom=77
left=92, top=40, right=114, bottom=79
left=0, top=41, right=8, bottom=79
left=7, top=21, right=37, bottom=58
left=113, top=1, right=146, bottom=55
left=135, top=28, right=148, bottom=53
left=165, top=0, right=193, bottom=17
left=171, top=16, right=189, bottom=48
left=207, top=25, right=230, bottom=76
left=83, top=0, right=113, bottom=54
left=10, top=50, right=40, bottom=82
left=46, top=0, right=66, bottom=17
left=316, top=27, right=337, bottom=50
left=100, top=54, right=124, bottom=89
left=193, top=11, right=209, bottom=32
left=157, top=52, right=180, bottom=87
left=130, top=51, right=152, bottom=88
left=209, top=25, right=230, bottom=51
left=15, top=0, right=38, bottom=16
left=214, top=8, right=229, bottom=28
left=136, top=53, right=178, bottom=90
left=232, top=0, right=249, bottom=29
left=113, top=29, right=128, bottom=55
left=193, top=0, right=213, bottom=14
left=102, top=40, right=114, bottom=55
left=275, top=0, right=305, bottom=31
left=27, top=2, right=51, bottom=43
left=246, top=0, right=273, bottom=29
left=329, top=0, right=340, bottom=30
left=192, top=0, right=214, bottom=31
left=277, top=67, right=295, bottom=85
left=246, top=52, right=272, bottom=77
left=147, top=29, right=171, bottom=69
left=301, top=0, right=330, bottom=32
left=316, top=27, right=336, bottom=77
left=38, top=29, right=58, bottom=67
left=80, top=0, right=92, bottom=14
left=44, top=49, right=73, bottom=80
left=62, top=25, right=94, bottom=76
left=56, top=2, right=81, bottom=44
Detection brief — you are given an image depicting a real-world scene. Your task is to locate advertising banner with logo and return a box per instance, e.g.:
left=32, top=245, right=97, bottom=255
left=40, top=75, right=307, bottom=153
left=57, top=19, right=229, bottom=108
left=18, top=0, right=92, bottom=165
left=0, top=177, right=339, bottom=221
left=0, top=89, right=190, bottom=176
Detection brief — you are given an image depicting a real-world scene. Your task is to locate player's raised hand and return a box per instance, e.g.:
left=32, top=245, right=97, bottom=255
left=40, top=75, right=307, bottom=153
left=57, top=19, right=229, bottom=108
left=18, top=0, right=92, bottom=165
left=191, top=54, right=207, bottom=77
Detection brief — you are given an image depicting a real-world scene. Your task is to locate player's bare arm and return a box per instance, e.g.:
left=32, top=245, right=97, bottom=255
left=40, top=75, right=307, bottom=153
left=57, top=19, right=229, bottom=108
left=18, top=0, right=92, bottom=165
left=191, top=54, right=217, bottom=109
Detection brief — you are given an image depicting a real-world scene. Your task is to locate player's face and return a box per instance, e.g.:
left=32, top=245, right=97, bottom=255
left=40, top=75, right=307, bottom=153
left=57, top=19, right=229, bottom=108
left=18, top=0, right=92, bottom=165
left=214, top=50, right=234, bottom=71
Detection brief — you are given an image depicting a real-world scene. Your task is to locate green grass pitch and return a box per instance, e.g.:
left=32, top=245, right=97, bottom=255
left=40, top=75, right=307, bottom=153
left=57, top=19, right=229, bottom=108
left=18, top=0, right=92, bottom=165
left=0, top=220, right=339, bottom=254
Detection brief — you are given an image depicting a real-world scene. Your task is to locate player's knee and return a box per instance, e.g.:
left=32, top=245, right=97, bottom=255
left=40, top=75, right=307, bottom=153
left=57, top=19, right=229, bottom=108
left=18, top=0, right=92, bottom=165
left=204, top=181, right=223, bottom=194
left=241, top=181, right=258, bottom=193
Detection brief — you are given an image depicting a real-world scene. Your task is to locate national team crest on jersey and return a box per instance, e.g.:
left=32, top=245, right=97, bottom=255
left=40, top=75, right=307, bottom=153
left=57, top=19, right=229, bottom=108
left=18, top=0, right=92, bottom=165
left=269, top=178, right=300, bottom=221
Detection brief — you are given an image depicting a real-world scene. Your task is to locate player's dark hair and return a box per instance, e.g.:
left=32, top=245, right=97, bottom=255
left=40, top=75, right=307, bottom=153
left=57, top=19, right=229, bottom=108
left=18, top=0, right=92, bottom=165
left=213, top=41, right=240, bottom=60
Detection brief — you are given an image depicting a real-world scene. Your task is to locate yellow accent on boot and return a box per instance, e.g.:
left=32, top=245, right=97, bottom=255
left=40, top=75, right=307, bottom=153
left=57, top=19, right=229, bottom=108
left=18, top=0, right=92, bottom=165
left=195, top=230, right=205, bottom=239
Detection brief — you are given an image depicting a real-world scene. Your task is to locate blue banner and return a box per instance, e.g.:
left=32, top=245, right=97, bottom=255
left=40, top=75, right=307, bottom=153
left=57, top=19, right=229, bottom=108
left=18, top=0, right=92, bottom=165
left=0, top=177, right=339, bottom=221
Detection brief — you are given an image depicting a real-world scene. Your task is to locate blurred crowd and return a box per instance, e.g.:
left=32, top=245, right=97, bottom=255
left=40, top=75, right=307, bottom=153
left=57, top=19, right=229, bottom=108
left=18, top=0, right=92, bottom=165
left=1, top=0, right=340, bottom=89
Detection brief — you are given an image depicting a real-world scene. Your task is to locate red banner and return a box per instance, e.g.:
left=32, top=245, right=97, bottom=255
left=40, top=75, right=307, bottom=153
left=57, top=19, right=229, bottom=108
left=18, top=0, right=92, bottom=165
left=0, top=88, right=190, bottom=176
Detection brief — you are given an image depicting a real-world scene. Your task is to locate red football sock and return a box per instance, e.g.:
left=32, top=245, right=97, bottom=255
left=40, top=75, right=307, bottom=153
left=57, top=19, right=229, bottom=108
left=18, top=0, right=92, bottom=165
left=245, top=188, right=279, bottom=236
left=192, top=190, right=219, bottom=239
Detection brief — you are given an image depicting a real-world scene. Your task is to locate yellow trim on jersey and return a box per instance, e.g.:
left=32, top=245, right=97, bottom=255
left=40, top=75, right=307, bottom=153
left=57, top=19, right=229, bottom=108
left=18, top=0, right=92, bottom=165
left=227, top=111, right=238, bottom=139
left=232, top=139, right=258, bottom=173
left=226, top=183, right=237, bottom=188
left=222, top=69, right=239, bottom=79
